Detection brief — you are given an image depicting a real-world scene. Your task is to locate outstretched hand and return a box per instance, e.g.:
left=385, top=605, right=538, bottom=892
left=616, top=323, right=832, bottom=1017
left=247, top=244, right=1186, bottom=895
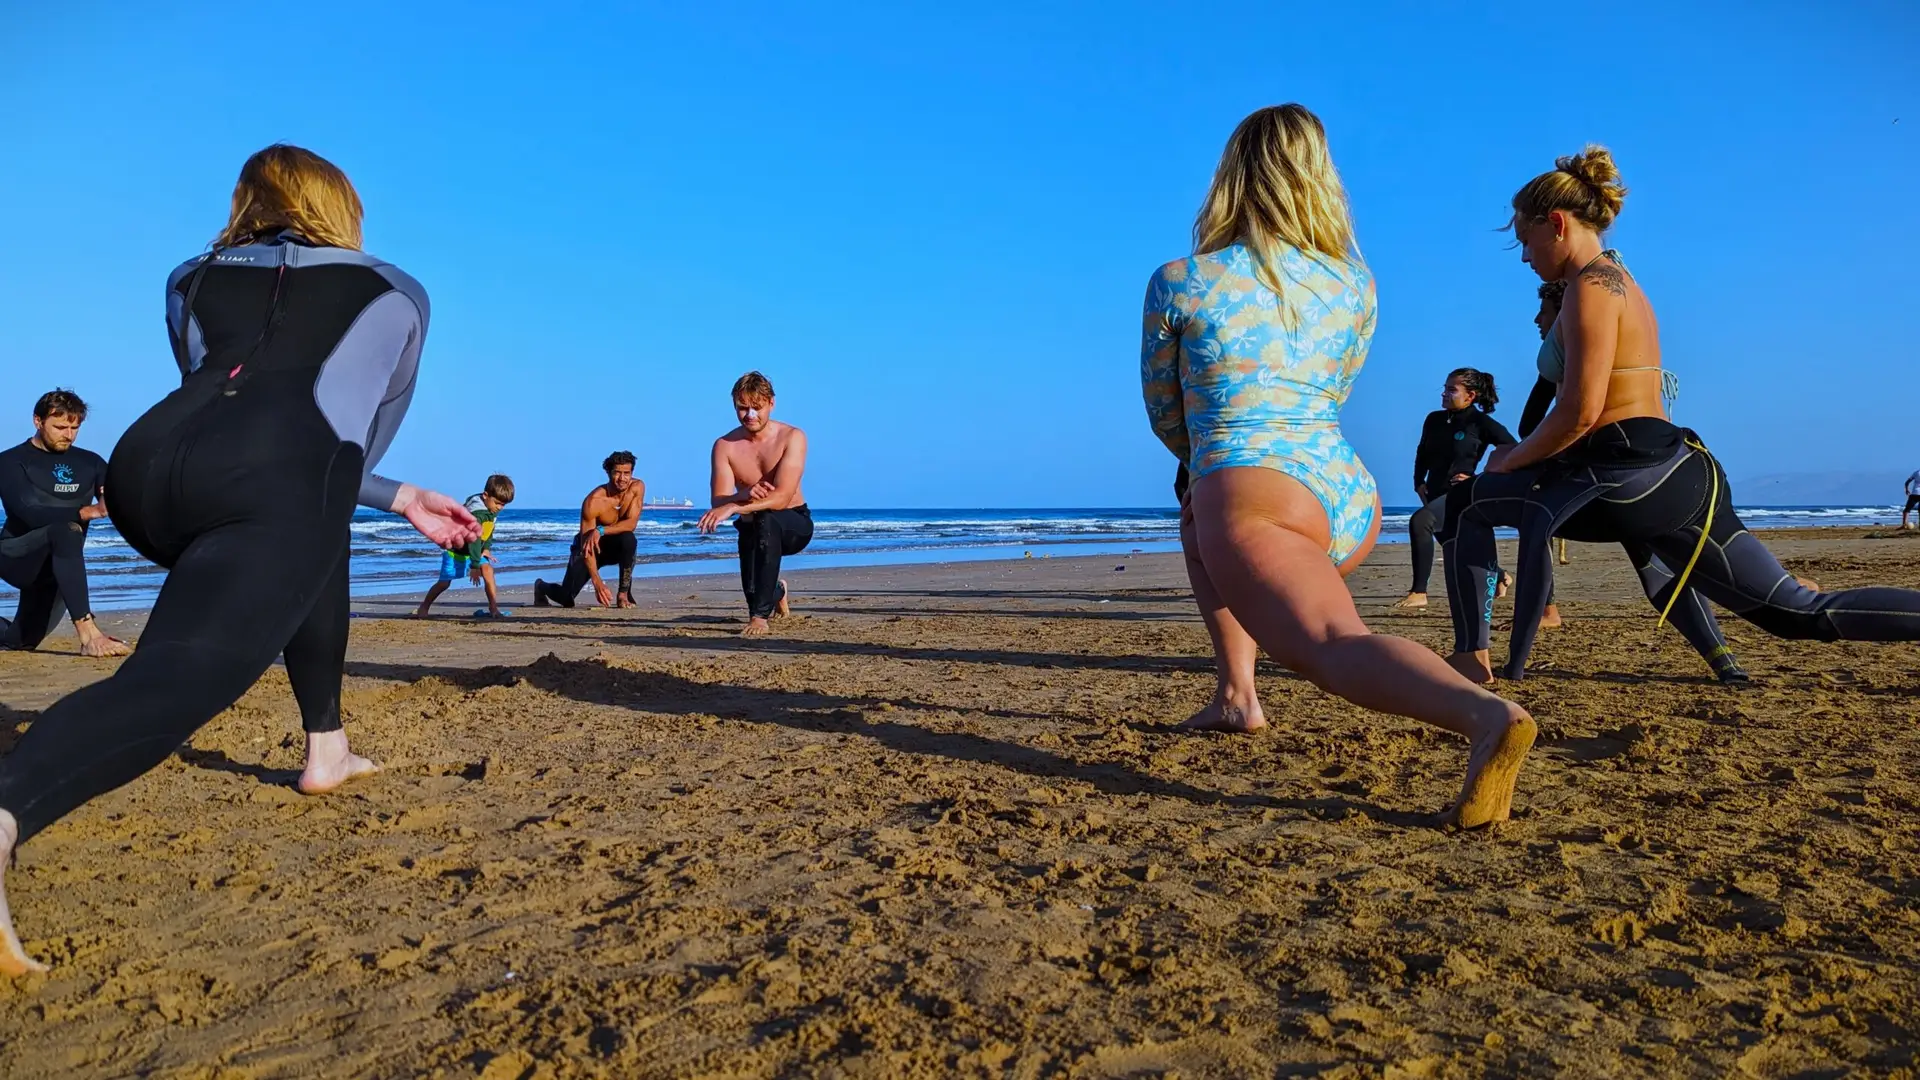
left=402, top=487, right=482, bottom=549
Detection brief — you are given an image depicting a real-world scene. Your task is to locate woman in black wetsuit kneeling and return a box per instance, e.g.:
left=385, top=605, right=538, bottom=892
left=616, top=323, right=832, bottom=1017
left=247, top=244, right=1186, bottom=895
left=0, top=145, right=480, bottom=974
left=1442, top=145, right=1920, bottom=684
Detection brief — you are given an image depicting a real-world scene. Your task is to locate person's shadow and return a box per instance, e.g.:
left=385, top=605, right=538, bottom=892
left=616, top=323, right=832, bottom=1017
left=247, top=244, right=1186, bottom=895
left=339, top=655, right=1415, bottom=824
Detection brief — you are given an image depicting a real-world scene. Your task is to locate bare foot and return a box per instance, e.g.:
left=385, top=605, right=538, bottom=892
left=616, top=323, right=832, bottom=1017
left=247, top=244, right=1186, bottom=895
left=1538, top=605, right=1563, bottom=630
left=1444, top=700, right=1538, bottom=830
left=78, top=632, right=130, bottom=658
left=1496, top=571, right=1513, bottom=599
left=297, top=732, right=382, bottom=796
left=1179, top=692, right=1267, bottom=733
left=0, top=810, right=48, bottom=976
left=1446, top=650, right=1495, bottom=686
left=616, top=594, right=636, bottom=609
left=1795, top=577, right=1819, bottom=592
left=741, top=617, right=772, bottom=638
left=413, top=604, right=432, bottom=618
left=773, top=580, right=792, bottom=619
left=1391, top=593, right=1429, bottom=611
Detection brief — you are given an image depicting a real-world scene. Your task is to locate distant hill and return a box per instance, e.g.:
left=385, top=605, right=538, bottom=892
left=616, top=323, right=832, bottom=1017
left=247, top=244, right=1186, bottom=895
left=1731, top=471, right=1906, bottom=506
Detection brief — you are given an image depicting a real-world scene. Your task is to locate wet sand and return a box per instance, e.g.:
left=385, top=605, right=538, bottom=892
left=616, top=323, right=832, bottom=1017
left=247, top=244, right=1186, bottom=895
left=2, top=529, right=1918, bottom=1078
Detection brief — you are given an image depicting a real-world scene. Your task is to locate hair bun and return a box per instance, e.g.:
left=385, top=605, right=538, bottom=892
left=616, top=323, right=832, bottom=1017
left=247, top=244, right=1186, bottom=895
left=1555, top=145, right=1627, bottom=227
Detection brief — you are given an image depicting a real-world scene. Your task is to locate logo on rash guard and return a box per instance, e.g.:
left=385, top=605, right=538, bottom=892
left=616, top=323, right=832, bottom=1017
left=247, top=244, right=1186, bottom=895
left=51, top=464, right=79, bottom=493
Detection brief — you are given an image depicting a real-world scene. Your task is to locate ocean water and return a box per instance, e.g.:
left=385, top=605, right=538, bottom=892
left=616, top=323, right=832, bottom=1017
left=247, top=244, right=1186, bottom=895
left=2, top=504, right=1910, bottom=612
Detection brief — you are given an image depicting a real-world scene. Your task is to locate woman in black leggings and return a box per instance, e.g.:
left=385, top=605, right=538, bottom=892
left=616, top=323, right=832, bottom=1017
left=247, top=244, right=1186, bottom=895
left=1395, top=368, right=1513, bottom=611
left=0, top=145, right=479, bottom=974
left=1443, top=145, right=1920, bottom=684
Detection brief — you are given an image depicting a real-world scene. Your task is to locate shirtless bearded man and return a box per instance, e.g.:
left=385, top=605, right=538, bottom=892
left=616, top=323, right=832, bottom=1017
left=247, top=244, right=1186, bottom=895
left=534, top=451, right=644, bottom=608
left=698, top=372, right=810, bottom=637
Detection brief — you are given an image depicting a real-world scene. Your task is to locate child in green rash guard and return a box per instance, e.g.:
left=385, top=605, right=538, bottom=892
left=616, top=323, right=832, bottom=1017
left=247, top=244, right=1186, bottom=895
left=416, top=474, right=515, bottom=618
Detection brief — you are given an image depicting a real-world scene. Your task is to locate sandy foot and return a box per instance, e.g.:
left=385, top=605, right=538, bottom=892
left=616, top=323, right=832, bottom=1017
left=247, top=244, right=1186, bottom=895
left=1496, top=571, right=1513, bottom=599
left=298, top=734, right=383, bottom=796
left=1446, top=650, right=1495, bottom=685
left=1179, top=693, right=1267, bottom=734
left=1391, top=593, right=1429, bottom=611
left=1539, top=606, right=1563, bottom=629
left=0, top=811, right=47, bottom=976
left=741, top=617, right=773, bottom=638
left=774, top=580, right=792, bottom=619
left=1444, top=701, right=1538, bottom=830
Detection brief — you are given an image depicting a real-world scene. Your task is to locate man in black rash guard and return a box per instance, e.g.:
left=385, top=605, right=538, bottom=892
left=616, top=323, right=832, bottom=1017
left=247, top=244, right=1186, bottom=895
left=0, top=145, right=479, bottom=975
left=1398, top=369, right=1514, bottom=609
left=0, top=390, right=127, bottom=657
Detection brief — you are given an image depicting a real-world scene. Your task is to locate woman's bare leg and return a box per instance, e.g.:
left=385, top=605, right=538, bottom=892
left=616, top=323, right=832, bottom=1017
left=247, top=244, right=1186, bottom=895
left=0, top=809, right=47, bottom=975
left=1193, top=469, right=1535, bottom=827
left=1178, top=505, right=1266, bottom=733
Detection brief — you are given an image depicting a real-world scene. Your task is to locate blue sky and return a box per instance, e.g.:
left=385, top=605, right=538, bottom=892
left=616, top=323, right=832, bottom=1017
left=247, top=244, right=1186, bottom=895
left=3, top=1, right=1915, bottom=508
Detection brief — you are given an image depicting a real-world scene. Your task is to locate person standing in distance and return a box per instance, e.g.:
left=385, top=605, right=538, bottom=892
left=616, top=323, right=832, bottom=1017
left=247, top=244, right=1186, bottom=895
left=0, top=389, right=128, bottom=657
left=1394, top=369, right=1514, bottom=611
left=0, top=144, right=479, bottom=975
left=699, top=372, right=811, bottom=638
left=1902, top=468, right=1920, bottom=530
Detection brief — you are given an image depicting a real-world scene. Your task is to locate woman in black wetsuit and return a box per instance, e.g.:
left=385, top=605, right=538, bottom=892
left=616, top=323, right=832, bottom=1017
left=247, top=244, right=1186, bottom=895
left=1394, top=369, right=1513, bottom=611
left=0, top=145, right=479, bottom=974
left=1441, top=145, right=1920, bottom=684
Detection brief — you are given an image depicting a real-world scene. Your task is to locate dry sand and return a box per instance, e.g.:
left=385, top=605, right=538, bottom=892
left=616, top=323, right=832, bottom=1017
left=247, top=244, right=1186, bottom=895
left=2, top=529, right=1918, bottom=1078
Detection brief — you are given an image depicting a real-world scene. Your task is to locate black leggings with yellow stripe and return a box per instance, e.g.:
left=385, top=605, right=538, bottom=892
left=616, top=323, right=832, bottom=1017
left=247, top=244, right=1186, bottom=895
left=1443, top=419, right=1920, bottom=680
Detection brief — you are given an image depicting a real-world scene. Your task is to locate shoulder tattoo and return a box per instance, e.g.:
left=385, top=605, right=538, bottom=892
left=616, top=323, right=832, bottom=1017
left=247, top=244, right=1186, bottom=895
left=1580, top=260, right=1628, bottom=297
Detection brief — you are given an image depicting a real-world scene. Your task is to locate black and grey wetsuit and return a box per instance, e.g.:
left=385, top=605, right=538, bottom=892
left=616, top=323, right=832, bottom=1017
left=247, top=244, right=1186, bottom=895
left=0, top=232, right=428, bottom=844
left=1444, top=417, right=1920, bottom=680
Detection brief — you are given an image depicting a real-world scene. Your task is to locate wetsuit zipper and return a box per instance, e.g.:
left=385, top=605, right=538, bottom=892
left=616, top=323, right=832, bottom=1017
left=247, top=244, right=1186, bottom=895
left=223, top=261, right=288, bottom=397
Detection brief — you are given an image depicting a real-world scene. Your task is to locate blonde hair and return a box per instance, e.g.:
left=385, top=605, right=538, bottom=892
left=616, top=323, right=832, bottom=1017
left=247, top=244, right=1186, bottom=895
left=1193, top=104, right=1358, bottom=311
left=732, top=371, right=775, bottom=403
left=1511, top=145, right=1628, bottom=233
left=213, top=144, right=364, bottom=250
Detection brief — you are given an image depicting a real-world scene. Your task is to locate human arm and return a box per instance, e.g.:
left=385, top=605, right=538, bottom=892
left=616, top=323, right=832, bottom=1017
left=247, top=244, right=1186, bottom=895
left=1516, top=377, right=1555, bottom=440
left=1140, top=264, right=1192, bottom=465
left=1489, top=271, right=1620, bottom=473
left=390, top=484, right=480, bottom=549
left=1412, top=413, right=1441, bottom=499
left=577, top=491, right=603, bottom=558
left=707, top=440, right=739, bottom=509
left=700, top=432, right=808, bottom=532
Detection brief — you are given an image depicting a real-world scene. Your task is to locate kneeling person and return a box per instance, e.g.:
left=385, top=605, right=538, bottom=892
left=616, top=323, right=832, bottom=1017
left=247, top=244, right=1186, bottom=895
left=534, top=452, right=643, bottom=609
left=698, top=371, right=810, bottom=637
left=0, top=390, right=127, bottom=657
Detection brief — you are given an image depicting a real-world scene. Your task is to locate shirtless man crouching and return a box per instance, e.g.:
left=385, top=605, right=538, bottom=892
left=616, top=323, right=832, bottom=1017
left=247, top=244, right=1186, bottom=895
left=698, top=372, right=811, bottom=637
left=533, top=450, right=644, bottom=609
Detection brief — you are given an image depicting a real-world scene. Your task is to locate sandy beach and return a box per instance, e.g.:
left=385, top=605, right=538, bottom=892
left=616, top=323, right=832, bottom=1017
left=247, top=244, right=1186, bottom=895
left=2, top=528, right=1918, bottom=1078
